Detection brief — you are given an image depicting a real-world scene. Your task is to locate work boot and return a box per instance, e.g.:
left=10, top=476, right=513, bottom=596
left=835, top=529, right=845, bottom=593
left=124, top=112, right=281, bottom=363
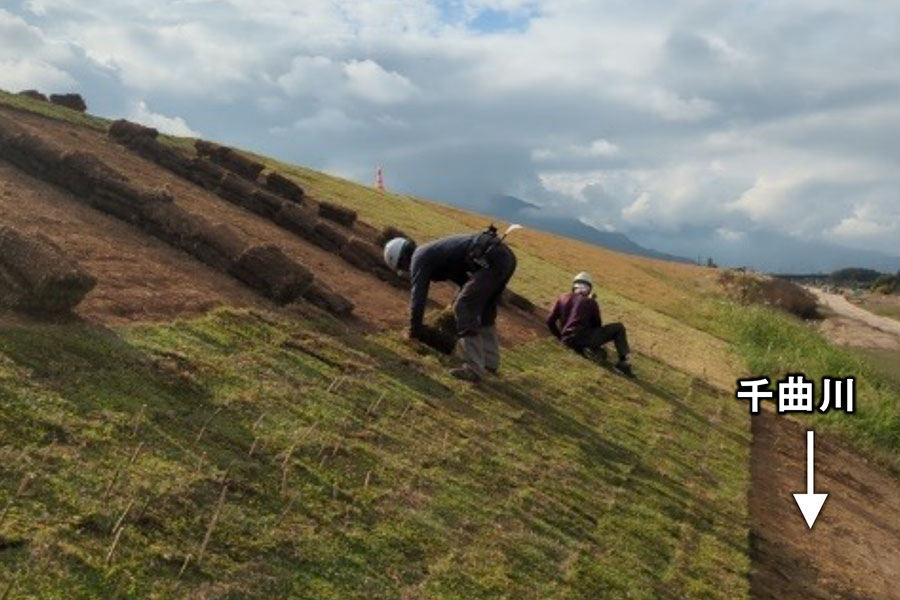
left=614, top=360, right=635, bottom=378
left=450, top=366, right=481, bottom=383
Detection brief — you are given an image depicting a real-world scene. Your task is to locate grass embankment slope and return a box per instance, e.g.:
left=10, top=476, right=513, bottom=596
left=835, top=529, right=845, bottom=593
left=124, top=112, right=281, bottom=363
left=274, top=159, right=900, bottom=468
left=0, top=88, right=862, bottom=598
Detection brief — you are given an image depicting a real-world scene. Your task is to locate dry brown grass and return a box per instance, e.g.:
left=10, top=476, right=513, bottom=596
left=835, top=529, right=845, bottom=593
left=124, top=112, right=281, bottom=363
left=720, top=270, right=820, bottom=320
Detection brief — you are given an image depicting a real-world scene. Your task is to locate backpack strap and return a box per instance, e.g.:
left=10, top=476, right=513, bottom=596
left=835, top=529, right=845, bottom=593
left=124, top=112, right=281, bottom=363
left=466, top=224, right=500, bottom=271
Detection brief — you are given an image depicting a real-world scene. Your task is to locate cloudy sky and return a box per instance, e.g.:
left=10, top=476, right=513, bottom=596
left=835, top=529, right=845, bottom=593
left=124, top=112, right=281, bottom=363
left=2, top=0, right=899, bottom=262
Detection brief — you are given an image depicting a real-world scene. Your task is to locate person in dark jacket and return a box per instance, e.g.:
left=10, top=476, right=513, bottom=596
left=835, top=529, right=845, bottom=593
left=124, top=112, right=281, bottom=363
left=383, top=229, right=517, bottom=382
left=546, top=271, right=634, bottom=377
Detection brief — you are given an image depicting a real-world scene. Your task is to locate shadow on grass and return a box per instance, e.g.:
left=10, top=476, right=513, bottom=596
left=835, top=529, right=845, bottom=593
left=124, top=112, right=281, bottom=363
left=491, top=375, right=747, bottom=556
left=0, top=319, right=256, bottom=470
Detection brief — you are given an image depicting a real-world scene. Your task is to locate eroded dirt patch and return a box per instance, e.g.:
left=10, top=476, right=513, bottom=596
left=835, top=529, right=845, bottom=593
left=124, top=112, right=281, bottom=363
left=750, top=410, right=900, bottom=599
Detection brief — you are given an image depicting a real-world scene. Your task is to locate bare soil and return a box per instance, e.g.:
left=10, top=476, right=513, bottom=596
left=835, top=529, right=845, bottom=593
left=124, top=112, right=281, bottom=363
left=811, top=287, right=900, bottom=350
left=0, top=106, right=544, bottom=344
left=751, top=410, right=900, bottom=599
left=0, top=160, right=266, bottom=324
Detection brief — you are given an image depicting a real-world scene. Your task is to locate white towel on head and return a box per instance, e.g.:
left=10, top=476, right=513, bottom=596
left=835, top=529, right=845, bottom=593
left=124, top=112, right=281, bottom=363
left=573, top=282, right=591, bottom=296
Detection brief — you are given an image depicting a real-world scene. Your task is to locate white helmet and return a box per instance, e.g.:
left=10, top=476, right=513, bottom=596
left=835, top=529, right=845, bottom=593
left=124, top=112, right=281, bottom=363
left=573, top=271, right=593, bottom=287
left=384, top=237, right=411, bottom=271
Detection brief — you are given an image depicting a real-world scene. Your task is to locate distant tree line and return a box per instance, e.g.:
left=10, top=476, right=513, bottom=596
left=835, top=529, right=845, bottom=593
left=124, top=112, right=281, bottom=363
left=830, top=267, right=883, bottom=284
left=871, top=271, right=900, bottom=294
left=830, top=267, right=900, bottom=294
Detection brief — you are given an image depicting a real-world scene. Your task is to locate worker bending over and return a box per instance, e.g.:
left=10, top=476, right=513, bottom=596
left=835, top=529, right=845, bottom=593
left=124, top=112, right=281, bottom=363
left=384, top=226, right=517, bottom=383
left=546, top=272, right=634, bottom=378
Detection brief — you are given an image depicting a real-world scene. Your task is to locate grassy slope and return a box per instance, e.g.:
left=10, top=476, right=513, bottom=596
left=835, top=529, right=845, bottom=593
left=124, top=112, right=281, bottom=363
left=268, top=160, right=740, bottom=392
left=267, top=159, right=900, bottom=467
left=720, top=304, right=900, bottom=469
left=0, top=308, right=750, bottom=599
left=0, top=89, right=776, bottom=598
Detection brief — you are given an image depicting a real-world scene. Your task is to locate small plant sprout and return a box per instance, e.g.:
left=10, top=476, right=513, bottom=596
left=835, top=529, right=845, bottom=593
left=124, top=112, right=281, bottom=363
left=0, top=472, right=34, bottom=528
left=270, top=493, right=299, bottom=534
left=400, top=401, right=412, bottom=419
left=110, top=497, right=136, bottom=536
left=128, top=441, right=145, bottom=467
left=131, top=404, right=146, bottom=438
left=366, top=392, right=386, bottom=417
left=197, top=483, right=228, bottom=565
left=195, top=407, right=223, bottom=444
left=364, top=470, right=372, bottom=489
left=177, top=554, right=192, bottom=579
left=1, top=572, right=19, bottom=600
left=280, top=423, right=317, bottom=495
left=327, top=376, right=346, bottom=393
left=105, top=524, right=125, bottom=566
left=252, top=412, right=267, bottom=430
left=103, top=470, right=121, bottom=502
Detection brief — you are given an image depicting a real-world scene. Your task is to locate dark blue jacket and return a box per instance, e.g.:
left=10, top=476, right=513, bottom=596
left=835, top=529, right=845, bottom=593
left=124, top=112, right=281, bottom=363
left=409, top=233, right=479, bottom=330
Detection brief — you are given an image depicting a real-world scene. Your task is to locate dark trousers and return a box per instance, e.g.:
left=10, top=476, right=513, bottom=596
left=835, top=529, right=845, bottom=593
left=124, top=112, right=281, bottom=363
left=567, top=323, right=631, bottom=361
left=453, top=243, right=517, bottom=337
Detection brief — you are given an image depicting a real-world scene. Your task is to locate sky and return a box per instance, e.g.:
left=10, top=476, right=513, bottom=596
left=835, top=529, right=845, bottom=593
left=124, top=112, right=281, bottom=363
left=1, top=0, right=899, bottom=263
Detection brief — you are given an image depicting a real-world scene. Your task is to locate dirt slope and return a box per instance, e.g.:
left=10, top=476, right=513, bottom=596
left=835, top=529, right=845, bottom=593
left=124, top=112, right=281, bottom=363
left=751, top=410, right=900, bottom=599
left=0, top=105, right=543, bottom=342
left=0, top=160, right=265, bottom=324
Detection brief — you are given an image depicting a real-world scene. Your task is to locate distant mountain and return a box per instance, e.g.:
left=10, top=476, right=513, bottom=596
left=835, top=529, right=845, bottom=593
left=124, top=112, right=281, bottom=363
left=461, top=195, right=690, bottom=263
left=630, top=228, right=900, bottom=274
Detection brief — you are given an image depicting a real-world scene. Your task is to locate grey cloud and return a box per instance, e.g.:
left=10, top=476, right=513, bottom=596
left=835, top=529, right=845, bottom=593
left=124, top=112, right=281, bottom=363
left=2, top=1, right=899, bottom=264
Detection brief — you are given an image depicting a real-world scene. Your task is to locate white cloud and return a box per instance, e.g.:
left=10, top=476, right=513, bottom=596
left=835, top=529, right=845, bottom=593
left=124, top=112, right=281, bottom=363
left=716, top=227, right=746, bottom=242
left=291, top=107, right=361, bottom=133
left=0, top=8, right=76, bottom=90
left=277, top=55, right=343, bottom=98
left=131, top=100, right=200, bottom=137
left=343, top=59, right=417, bottom=104
left=830, top=201, right=900, bottom=251
left=4, top=1, right=900, bottom=261
left=0, top=57, right=75, bottom=91
left=276, top=56, right=416, bottom=104
left=639, top=88, right=717, bottom=122
left=532, top=138, right=620, bottom=161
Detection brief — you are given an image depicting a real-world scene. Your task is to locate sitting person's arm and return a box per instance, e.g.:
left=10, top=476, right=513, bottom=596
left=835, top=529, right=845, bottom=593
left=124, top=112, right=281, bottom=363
left=590, top=297, right=602, bottom=328
left=546, top=298, right=563, bottom=339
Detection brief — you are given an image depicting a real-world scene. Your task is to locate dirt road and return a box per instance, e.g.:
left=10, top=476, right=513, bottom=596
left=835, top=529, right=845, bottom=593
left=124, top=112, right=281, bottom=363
left=809, top=287, right=900, bottom=350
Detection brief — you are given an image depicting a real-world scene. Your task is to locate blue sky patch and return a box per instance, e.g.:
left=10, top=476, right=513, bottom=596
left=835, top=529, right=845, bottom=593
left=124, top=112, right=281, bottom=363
left=469, top=8, right=533, bottom=33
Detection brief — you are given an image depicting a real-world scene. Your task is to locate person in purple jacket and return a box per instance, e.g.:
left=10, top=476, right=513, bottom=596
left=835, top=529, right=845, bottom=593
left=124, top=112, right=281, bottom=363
left=546, top=271, right=634, bottom=377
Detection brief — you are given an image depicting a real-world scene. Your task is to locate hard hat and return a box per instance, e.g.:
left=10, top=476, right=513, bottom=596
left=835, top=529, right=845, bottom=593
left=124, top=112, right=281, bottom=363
left=573, top=271, right=593, bottom=287
left=384, top=237, right=411, bottom=271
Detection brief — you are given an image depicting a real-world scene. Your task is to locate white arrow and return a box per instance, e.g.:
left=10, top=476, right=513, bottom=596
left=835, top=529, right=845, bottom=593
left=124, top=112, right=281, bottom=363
left=792, top=430, right=828, bottom=529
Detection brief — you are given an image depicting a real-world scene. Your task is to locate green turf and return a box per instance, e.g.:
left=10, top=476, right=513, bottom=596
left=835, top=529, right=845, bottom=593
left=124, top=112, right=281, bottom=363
left=0, top=308, right=751, bottom=599
left=717, top=302, right=900, bottom=471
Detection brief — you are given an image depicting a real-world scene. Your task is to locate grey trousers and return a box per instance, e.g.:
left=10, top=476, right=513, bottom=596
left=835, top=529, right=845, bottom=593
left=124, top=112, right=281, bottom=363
left=459, top=325, right=500, bottom=377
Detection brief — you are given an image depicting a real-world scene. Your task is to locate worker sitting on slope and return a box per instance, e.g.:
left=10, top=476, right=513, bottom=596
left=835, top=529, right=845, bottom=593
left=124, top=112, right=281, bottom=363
left=546, top=271, right=634, bottom=378
left=383, top=226, right=517, bottom=383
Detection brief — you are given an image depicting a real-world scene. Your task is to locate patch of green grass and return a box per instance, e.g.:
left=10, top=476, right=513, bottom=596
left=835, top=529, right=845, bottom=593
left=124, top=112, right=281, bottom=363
left=718, top=302, right=900, bottom=470
left=1, top=308, right=751, bottom=598
left=854, top=348, right=900, bottom=389
left=0, top=89, right=110, bottom=131
left=0, top=88, right=193, bottom=151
